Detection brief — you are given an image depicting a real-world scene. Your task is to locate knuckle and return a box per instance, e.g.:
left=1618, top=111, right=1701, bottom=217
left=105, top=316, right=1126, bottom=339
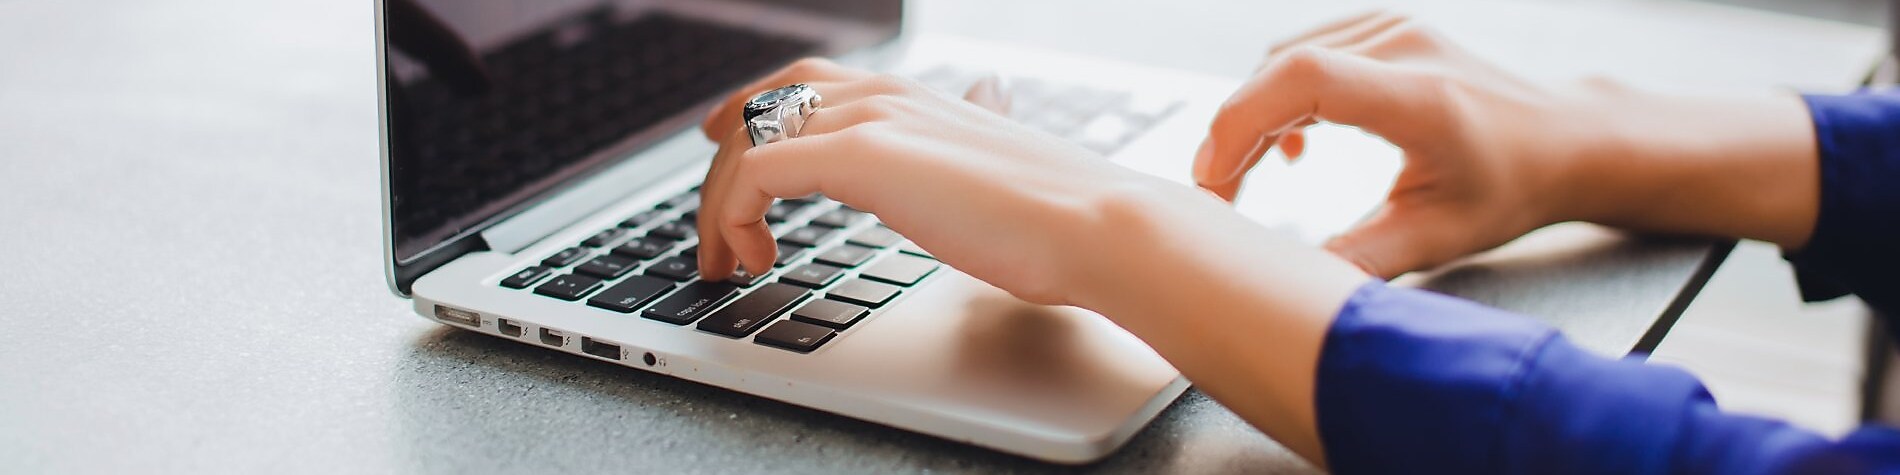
left=838, top=122, right=891, bottom=146
left=1397, top=23, right=1444, bottom=48
left=859, top=93, right=907, bottom=112
left=1387, top=18, right=1422, bottom=39
left=1276, top=46, right=1333, bottom=76
left=736, top=148, right=773, bottom=169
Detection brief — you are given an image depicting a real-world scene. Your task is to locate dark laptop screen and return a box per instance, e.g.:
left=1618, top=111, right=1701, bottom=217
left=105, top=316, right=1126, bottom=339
left=382, top=0, right=900, bottom=263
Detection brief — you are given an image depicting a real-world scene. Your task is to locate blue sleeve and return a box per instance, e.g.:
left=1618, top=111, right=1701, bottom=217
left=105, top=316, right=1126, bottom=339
left=1788, top=92, right=1900, bottom=321
left=1316, top=281, right=1900, bottom=475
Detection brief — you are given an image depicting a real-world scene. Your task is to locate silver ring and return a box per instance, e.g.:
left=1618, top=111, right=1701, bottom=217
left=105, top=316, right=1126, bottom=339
left=742, top=83, right=823, bottom=146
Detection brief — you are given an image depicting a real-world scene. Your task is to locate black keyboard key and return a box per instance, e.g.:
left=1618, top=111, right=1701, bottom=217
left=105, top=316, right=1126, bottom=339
left=810, top=208, right=865, bottom=228
left=790, top=299, right=868, bottom=330
left=681, top=244, right=699, bottom=256
left=501, top=266, right=553, bottom=289
left=698, top=283, right=809, bottom=338
left=754, top=320, right=837, bottom=353
left=780, top=263, right=845, bottom=288
left=726, top=268, right=766, bottom=287
left=813, top=245, right=875, bottom=268
left=612, top=237, right=673, bottom=260
left=861, top=253, right=940, bottom=286
left=764, top=201, right=805, bottom=224
left=775, top=243, right=807, bottom=267
left=619, top=210, right=663, bottom=228
left=587, top=275, right=676, bottom=313
left=642, top=281, right=739, bottom=325
left=847, top=227, right=903, bottom=248
left=645, top=256, right=699, bottom=281
left=575, top=254, right=638, bottom=279
left=534, top=274, right=604, bottom=301
left=543, top=247, right=589, bottom=267
left=827, top=279, right=900, bottom=308
left=581, top=228, right=628, bottom=247
left=778, top=225, right=836, bottom=247
left=649, top=220, right=695, bottom=241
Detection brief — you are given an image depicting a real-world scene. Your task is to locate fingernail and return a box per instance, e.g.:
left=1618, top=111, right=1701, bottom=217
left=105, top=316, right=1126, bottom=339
left=1192, top=138, right=1218, bottom=184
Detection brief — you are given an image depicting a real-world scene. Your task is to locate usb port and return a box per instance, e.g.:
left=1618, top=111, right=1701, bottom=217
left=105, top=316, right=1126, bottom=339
left=497, top=319, right=523, bottom=337
left=433, top=305, right=481, bottom=328
left=581, top=337, right=622, bottom=360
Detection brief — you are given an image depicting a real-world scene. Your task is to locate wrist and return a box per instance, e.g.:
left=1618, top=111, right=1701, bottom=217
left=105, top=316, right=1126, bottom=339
left=1544, top=82, right=1820, bottom=246
left=1060, top=173, right=1367, bottom=464
left=1057, top=176, right=1180, bottom=313
left=1538, top=78, right=1661, bottom=225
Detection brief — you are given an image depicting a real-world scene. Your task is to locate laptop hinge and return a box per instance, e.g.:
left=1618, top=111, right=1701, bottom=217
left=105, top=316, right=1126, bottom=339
left=481, top=130, right=713, bottom=255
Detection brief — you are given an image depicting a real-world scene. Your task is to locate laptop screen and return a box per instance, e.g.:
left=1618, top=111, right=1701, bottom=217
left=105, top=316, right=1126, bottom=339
left=382, top=0, right=900, bottom=264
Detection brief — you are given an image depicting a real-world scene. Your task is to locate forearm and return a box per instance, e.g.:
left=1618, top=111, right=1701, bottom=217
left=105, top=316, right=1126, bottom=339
left=1066, top=179, right=1368, bottom=467
left=1556, top=84, right=1820, bottom=249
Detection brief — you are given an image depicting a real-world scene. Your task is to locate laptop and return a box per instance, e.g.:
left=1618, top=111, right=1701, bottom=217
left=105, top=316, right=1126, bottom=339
left=377, top=0, right=1264, bottom=463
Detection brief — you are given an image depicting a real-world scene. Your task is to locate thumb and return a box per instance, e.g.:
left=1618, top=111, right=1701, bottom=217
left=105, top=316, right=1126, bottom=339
left=1323, top=205, right=1466, bottom=280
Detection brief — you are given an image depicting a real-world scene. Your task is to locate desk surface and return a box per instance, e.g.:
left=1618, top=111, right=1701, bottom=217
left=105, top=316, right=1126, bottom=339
left=0, top=0, right=1878, bottom=473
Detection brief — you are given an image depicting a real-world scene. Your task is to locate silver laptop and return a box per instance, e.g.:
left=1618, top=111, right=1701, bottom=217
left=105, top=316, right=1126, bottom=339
left=378, top=0, right=1256, bottom=463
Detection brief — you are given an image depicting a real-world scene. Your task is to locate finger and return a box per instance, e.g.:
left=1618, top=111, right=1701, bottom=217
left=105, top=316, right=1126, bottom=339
left=1322, top=205, right=1467, bottom=279
left=1204, top=175, right=1243, bottom=203
left=1197, top=126, right=1309, bottom=202
left=962, top=74, right=1013, bottom=115
left=1265, top=10, right=1395, bottom=57
left=699, top=81, right=913, bottom=276
left=696, top=127, right=751, bottom=280
left=1266, top=12, right=1408, bottom=61
left=700, top=58, right=874, bottom=140
left=1207, top=131, right=1276, bottom=202
left=715, top=130, right=882, bottom=273
left=794, top=95, right=926, bottom=138
left=1278, top=129, right=1307, bottom=162
left=703, top=76, right=903, bottom=145
left=1340, top=20, right=1441, bottom=60
left=1196, top=48, right=1441, bottom=189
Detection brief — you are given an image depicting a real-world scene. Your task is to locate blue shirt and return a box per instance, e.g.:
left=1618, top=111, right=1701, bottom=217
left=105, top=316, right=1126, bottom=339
left=1314, top=91, right=1900, bottom=474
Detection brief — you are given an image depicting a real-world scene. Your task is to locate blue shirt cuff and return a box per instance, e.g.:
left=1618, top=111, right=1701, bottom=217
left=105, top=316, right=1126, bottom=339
left=1788, top=92, right=1900, bottom=320
left=1312, top=281, right=1896, bottom=474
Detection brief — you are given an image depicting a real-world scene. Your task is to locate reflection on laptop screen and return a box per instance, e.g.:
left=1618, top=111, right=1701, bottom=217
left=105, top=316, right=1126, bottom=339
left=383, top=0, right=900, bottom=263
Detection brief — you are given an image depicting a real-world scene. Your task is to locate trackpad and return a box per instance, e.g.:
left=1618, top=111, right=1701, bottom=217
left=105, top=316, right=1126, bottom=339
left=818, top=270, right=1183, bottom=435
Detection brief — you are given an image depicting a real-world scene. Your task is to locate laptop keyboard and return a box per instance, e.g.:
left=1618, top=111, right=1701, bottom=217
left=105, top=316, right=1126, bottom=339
left=912, top=66, right=1183, bottom=154
left=502, top=190, right=929, bottom=353
left=496, top=71, right=1180, bottom=354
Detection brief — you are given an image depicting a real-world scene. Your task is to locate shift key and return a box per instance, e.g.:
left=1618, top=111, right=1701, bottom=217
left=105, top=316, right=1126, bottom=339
left=697, top=283, right=809, bottom=338
left=642, top=281, right=738, bottom=325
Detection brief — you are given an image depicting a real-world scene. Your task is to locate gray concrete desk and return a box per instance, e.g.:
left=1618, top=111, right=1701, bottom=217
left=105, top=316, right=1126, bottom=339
left=0, top=0, right=1878, bottom=473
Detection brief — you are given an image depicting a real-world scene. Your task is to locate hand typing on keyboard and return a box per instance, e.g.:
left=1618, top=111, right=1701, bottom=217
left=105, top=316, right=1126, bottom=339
left=692, top=56, right=1372, bottom=467
left=672, top=10, right=1875, bottom=473
left=693, top=58, right=1209, bottom=306
left=1189, top=13, right=1816, bottom=281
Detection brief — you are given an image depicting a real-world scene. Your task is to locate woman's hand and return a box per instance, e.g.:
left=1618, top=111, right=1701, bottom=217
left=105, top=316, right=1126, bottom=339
left=694, top=58, right=1371, bottom=466
left=692, top=58, right=1170, bottom=306
left=1195, top=11, right=1819, bottom=278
